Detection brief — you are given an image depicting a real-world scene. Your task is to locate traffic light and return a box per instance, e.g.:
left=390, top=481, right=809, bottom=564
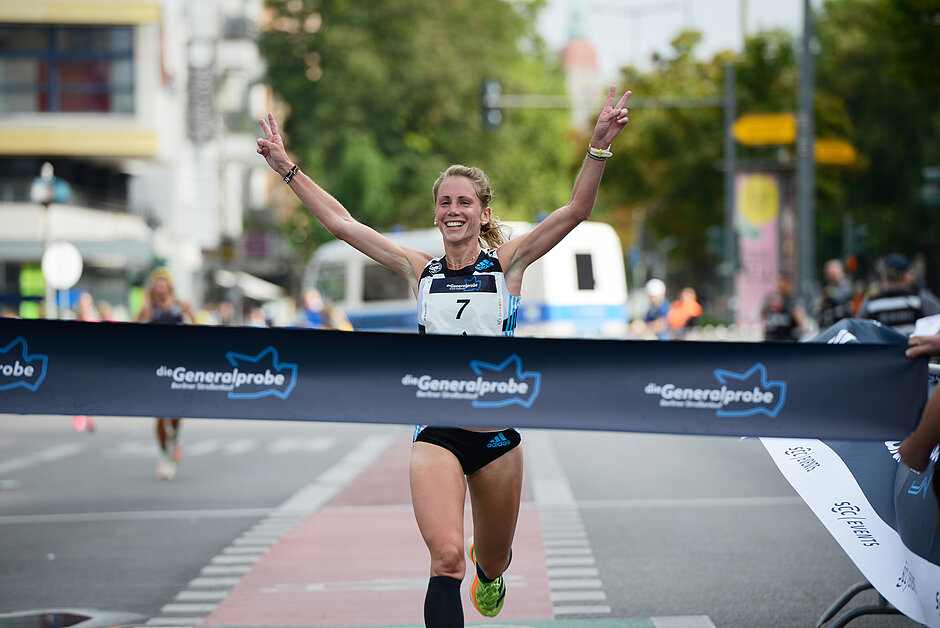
left=705, top=225, right=724, bottom=257
left=853, top=223, right=870, bottom=255
left=923, top=166, right=940, bottom=207
left=480, top=79, right=502, bottom=131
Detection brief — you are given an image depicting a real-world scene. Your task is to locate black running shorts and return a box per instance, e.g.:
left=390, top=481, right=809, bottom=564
left=413, top=427, right=521, bottom=475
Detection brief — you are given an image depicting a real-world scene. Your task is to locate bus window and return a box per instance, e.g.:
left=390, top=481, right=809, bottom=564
left=363, top=263, right=411, bottom=302
left=315, top=263, right=346, bottom=303
left=575, top=253, right=595, bottom=291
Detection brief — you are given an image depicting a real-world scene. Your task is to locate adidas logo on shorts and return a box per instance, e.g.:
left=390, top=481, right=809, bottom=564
left=487, top=433, right=511, bottom=448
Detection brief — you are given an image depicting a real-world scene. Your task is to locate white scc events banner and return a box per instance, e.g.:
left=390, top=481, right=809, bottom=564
left=762, top=318, right=940, bottom=626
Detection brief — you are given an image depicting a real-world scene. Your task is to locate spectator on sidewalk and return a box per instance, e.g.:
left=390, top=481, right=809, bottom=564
left=857, top=254, right=940, bottom=336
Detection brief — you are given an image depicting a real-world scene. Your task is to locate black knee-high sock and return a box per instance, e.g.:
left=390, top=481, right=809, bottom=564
left=424, top=575, right=463, bottom=627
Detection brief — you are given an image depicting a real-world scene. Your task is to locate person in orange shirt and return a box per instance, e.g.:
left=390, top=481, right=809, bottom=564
left=667, top=287, right=702, bottom=339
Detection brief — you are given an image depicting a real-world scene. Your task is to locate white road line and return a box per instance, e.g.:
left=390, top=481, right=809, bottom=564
left=210, top=554, right=260, bottom=565
left=549, top=578, right=604, bottom=590
left=525, top=430, right=610, bottom=616
left=652, top=616, right=718, bottom=628
left=159, top=603, right=217, bottom=613
left=175, top=590, right=229, bottom=601
left=222, top=545, right=268, bottom=555
left=231, top=536, right=279, bottom=545
left=268, top=436, right=334, bottom=453
left=577, top=496, right=805, bottom=509
left=554, top=605, right=613, bottom=615
left=546, top=556, right=596, bottom=567
left=542, top=538, right=590, bottom=547
left=0, top=442, right=86, bottom=474
left=152, top=434, right=396, bottom=627
left=223, top=438, right=257, bottom=455
left=542, top=531, right=588, bottom=538
left=551, top=590, right=608, bottom=602
left=544, top=546, right=593, bottom=556
left=188, top=577, right=241, bottom=587
left=547, top=567, right=600, bottom=578
left=200, top=565, right=251, bottom=575
left=0, top=508, right=270, bottom=525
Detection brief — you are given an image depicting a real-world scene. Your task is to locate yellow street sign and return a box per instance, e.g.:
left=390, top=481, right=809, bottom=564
left=732, top=113, right=797, bottom=146
left=815, top=138, right=858, bottom=166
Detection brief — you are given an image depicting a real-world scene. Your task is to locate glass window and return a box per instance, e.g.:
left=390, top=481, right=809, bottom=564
left=0, top=24, right=134, bottom=113
left=0, top=26, right=50, bottom=51
left=58, top=27, right=132, bottom=53
left=363, top=263, right=410, bottom=302
left=314, top=264, right=346, bottom=303
left=575, top=253, right=595, bottom=291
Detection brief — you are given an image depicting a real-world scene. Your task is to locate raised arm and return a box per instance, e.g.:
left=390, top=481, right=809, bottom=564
left=256, top=114, right=429, bottom=287
left=498, top=86, right=631, bottom=286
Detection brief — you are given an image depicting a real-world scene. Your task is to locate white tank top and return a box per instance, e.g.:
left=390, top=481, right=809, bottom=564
left=416, top=249, right=519, bottom=337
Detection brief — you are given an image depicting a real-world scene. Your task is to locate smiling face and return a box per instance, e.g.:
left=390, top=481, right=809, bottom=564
left=433, top=175, right=491, bottom=245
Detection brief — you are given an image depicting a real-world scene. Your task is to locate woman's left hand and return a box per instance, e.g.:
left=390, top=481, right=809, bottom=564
left=590, top=86, right=631, bottom=149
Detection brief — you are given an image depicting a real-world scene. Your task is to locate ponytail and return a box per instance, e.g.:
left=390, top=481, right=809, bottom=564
left=480, top=215, right=508, bottom=248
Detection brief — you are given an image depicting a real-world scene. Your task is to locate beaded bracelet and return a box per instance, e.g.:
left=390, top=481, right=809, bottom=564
left=283, top=164, right=300, bottom=184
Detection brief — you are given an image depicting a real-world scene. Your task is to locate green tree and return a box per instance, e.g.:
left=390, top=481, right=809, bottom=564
left=593, top=31, right=730, bottom=296
left=259, top=0, right=571, bottom=257
left=815, top=0, right=940, bottom=287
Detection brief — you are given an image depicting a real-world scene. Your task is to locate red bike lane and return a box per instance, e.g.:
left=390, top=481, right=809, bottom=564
left=201, top=437, right=554, bottom=626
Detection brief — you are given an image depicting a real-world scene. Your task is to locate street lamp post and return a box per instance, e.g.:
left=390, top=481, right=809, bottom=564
left=30, top=162, right=79, bottom=319
left=29, top=162, right=56, bottom=319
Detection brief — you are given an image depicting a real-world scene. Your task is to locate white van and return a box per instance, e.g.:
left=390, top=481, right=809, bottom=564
left=304, top=221, right=629, bottom=338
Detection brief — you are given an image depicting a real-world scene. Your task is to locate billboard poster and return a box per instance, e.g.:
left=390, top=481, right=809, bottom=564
left=734, top=172, right=781, bottom=329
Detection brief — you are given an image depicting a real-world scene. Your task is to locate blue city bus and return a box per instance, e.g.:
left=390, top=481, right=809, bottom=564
left=304, top=221, right=629, bottom=338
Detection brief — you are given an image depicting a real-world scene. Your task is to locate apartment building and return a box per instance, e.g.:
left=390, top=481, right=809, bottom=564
left=0, top=0, right=282, bottom=319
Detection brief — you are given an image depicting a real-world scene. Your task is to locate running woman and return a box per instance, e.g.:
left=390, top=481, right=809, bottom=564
left=257, top=85, right=631, bottom=626
left=136, top=269, right=194, bottom=480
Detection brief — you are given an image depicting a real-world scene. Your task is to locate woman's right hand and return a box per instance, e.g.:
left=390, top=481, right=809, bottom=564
left=257, top=113, right=294, bottom=178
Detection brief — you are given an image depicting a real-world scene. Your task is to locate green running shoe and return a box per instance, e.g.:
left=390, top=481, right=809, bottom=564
left=466, top=536, right=506, bottom=617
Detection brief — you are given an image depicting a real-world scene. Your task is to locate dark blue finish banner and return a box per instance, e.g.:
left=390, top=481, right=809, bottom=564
left=0, top=317, right=927, bottom=440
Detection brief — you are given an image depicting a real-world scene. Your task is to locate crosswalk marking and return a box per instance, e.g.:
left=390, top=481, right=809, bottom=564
left=187, top=577, right=240, bottom=587
left=268, top=436, right=334, bottom=453
left=544, top=546, right=593, bottom=556
left=105, top=437, right=336, bottom=459
left=145, top=435, right=396, bottom=628
left=0, top=442, right=86, bottom=474
left=200, top=565, right=251, bottom=575
left=210, top=554, right=261, bottom=565
left=546, top=556, right=596, bottom=567
left=551, top=590, right=608, bottom=602
left=547, top=567, right=601, bottom=578
left=174, top=590, right=228, bottom=601
left=222, top=437, right=257, bottom=455
left=144, top=618, right=201, bottom=626
left=525, top=430, right=611, bottom=619
left=651, top=616, right=719, bottom=628
left=554, top=604, right=614, bottom=615
left=159, top=603, right=217, bottom=613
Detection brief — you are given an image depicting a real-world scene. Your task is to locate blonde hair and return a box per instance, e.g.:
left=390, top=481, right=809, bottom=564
left=148, top=268, right=175, bottom=297
left=432, top=164, right=507, bottom=249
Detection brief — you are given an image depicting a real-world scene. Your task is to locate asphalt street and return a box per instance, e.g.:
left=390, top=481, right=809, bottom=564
left=0, top=414, right=919, bottom=627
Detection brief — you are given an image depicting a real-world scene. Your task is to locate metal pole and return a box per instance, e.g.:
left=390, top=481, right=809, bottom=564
left=796, top=0, right=816, bottom=304
left=723, top=63, right=737, bottom=323
left=43, top=200, right=55, bottom=319
left=740, top=0, right=748, bottom=47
